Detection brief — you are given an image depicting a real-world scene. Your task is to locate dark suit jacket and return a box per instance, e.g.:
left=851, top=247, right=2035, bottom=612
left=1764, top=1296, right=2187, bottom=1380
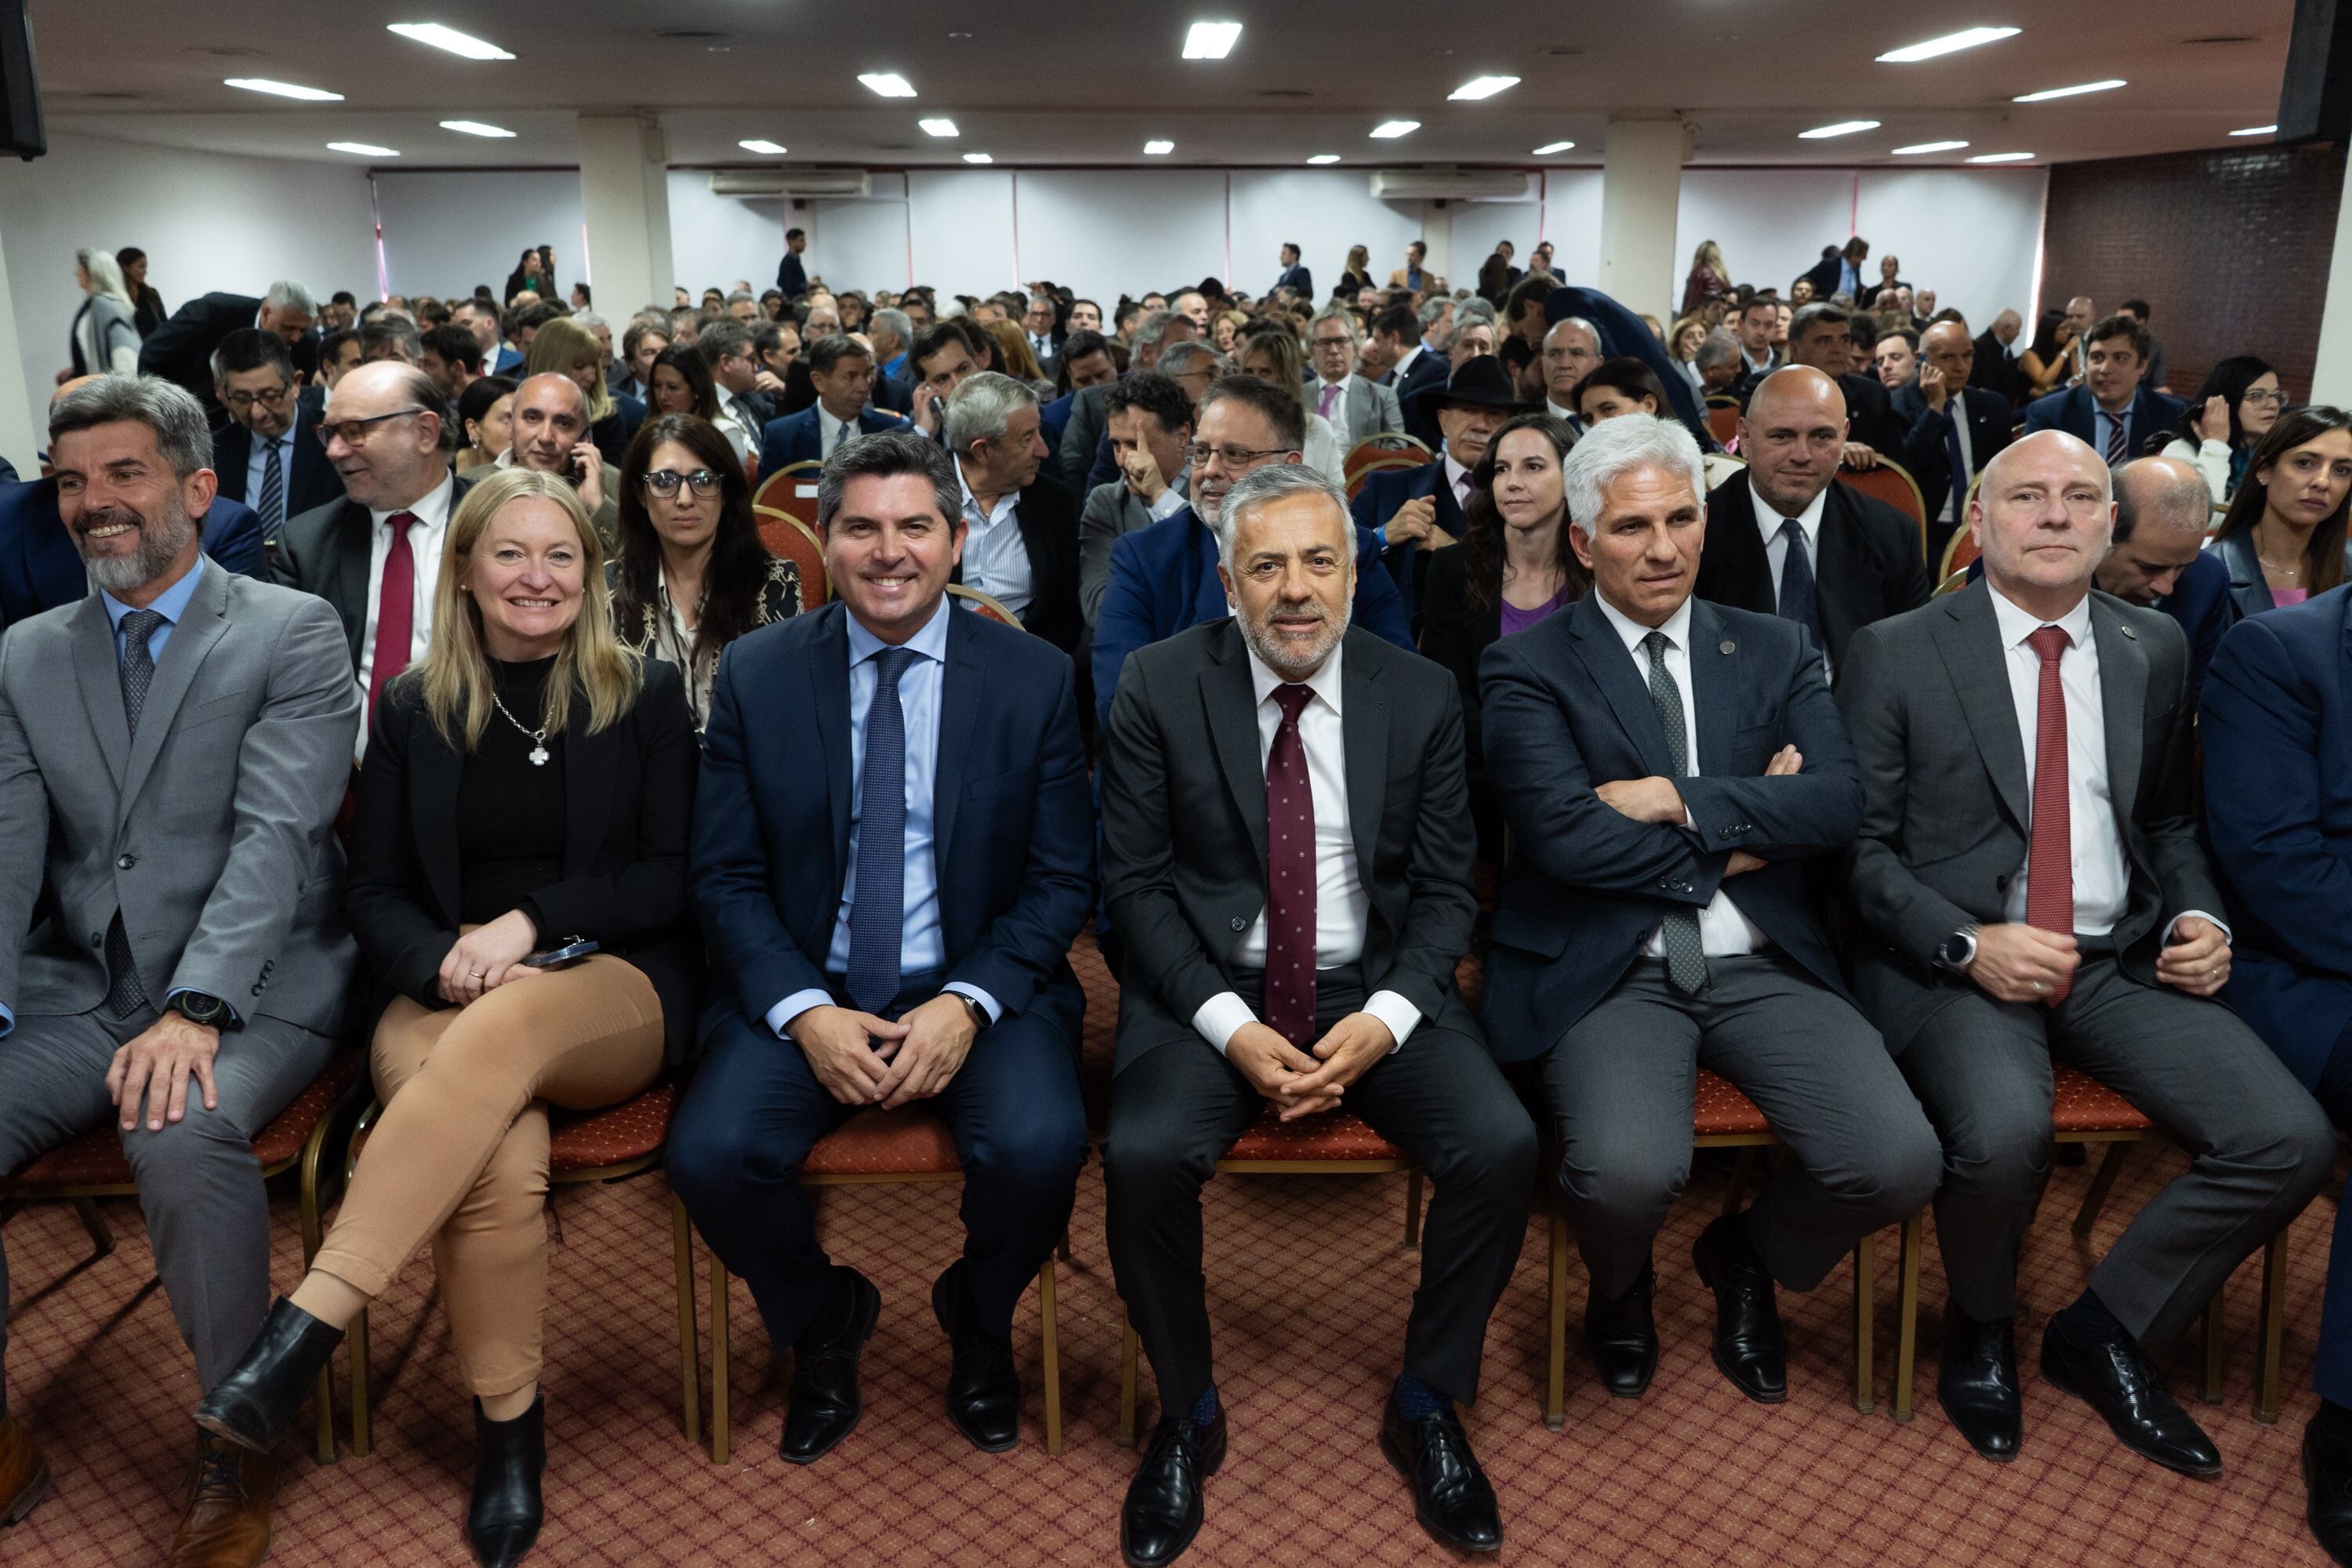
left=960, top=474, right=1080, bottom=655
left=1966, top=548, right=2236, bottom=697
left=1693, top=473, right=1933, bottom=677
left=344, top=660, right=704, bottom=1063
left=2201, top=586, right=2352, bottom=1087
left=2022, top=383, right=2190, bottom=451
left=1970, top=331, right=2029, bottom=407
left=213, top=401, right=346, bottom=524
left=757, top=404, right=899, bottom=474
left=2210, top=530, right=2352, bottom=622
left=1351, top=459, right=1468, bottom=630
left=1396, top=348, right=1453, bottom=448
left=1274, top=263, right=1314, bottom=299
left=1798, top=256, right=1845, bottom=300
left=777, top=252, right=808, bottom=299
left=691, top=600, right=1094, bottom=1047
left=1892, top=383, right=2013, bottom=549
left=137, top=292, right=318, bottom=411
left=1477, top=593, right=1862, bottom=1058
left=590, top=394, right=648, bottom=470
left=0, top=480, right=267, bottom=628
left=1837, top=579, right=2215, bottom=1051
left=273, top=478, right=474, bottom=670
left=1097, top=619, right=1479, bottom=1073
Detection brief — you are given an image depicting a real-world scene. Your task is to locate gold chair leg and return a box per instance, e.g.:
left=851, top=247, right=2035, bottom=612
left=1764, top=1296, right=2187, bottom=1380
left=1545, top=1209, right=1567, bottom=1432
left=1893, top=1212, right=1922, bottom=1422
left=1852, top=1231, right=1876, bottom=1415
left=71, top=1196, right=114, bottom=1261
left=300, top=1152, right=336, bottom=1466
left=349, top=1307, right=373, bottom=1457
left=2200, top=1290, right=2225, bottom=1405
left=1403, top=1168, right=1424, bottom=1253
left=2072, top=1142, right=2132, bottom=1239
left=1722, top=1148, right=1756, bottom=1217
left=1058, top=1227, right=1073, bottom=1265
left=2256, top=1229, right=2288, bottom=1425
left=671, top=1196, right=702, bottom=1446
left=710, top=1254, right=731, bottom=1465
left=1040, top=1258, right=1063, bottom=1457
left=1118, top=1317, right=1139, bottom=1449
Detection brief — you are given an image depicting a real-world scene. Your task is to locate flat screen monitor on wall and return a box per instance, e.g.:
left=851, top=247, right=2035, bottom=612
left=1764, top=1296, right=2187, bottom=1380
left=0, top=0, right=41, bottom=161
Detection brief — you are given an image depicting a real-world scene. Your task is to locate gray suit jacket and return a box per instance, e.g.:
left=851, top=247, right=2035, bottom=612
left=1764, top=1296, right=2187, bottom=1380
left=1836, top=578, right=2216, bottom=1051
left=1080, top=473, right=1185, bottom=628
left=0, top=562, right=361, bottom=1032
left=1308, top=373, right=1406, bottom=451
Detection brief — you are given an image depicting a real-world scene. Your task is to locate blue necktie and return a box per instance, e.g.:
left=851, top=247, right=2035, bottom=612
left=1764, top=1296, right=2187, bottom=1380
left=1776, top=518, right=1820, bottom=644
left=1944, top=412, right=1969, bottom=521
left=845, top=646, right=916, bottom=1014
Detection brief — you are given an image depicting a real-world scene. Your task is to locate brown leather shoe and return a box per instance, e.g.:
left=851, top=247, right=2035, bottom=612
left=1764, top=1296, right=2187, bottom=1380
left=0, top=1411, right=50, bottom=1526
left=165, top=1433, right=277, bottom=1567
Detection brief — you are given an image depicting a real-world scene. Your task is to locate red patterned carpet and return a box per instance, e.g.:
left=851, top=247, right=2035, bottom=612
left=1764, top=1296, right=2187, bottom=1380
left=2, top=933, right=2340, bottom=1566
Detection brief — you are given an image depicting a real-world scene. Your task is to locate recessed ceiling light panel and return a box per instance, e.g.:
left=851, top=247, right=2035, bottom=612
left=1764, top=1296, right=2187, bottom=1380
left=963, top=151, right=993, bottom=163
left=1967, top=151, right=2035, bottom=162
left=739, top=139, right=787, bottom=154
left=1449, top=75, right=1520, bottom=100
left=2013, top=79, right=2125, bottom=102
left=440, top=120, right=515, bottom=138
left=920, top=117, right=960, bottom=136
left=386, top=22, right=513, bottom=60
left=1877, top=27, right=2021, bottom=63
left=1306, top=153, right=1341, bottom=164
left=1891, top=140, right=1969, bottom=154
left=858, top=72, right=917, bottom=97
left=2230, top=124, right=2278, bottom=136
left=224, top=78, right=343, bottom=101
left=1183, top=21, right=1243, bottom=59
left=327, top=141, right=397, bottom=156
left=1798, top=120, right=1882, bottom=139
left=1144, top=139, right=1174, bottom=154
left=1370, top=120, right=1421, bottom=139
left=1532, top=140, right=1576, bottom=154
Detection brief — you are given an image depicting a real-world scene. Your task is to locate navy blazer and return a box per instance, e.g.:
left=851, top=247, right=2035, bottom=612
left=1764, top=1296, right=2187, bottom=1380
left=757, top=403, right=902, bottom=475
left=1351, top=459, right=1468, bottom=630
left=2022, top=383, right=2189, bottom=451
left=2202, top=584, right=2352, bottom=1088
left=1892, top=383, right=2013, bottom=548
left=1272, top=263, right=1314, bottom=299
left=691, top=599, right=1094, bottom=1044
left=1091, top=504, right=1414, bottom=728
left=213, top=401, right=347, bottom=524
left=1477, top=593, right=1864, bottom=1060
left=0, top=479, right=267, bottom=629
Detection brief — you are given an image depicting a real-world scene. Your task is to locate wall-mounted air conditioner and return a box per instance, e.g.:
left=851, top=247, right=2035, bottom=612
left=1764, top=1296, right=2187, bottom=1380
left=1367, top=169, right=1534, bottom=202
left=710, top=169, right=872, bottom=198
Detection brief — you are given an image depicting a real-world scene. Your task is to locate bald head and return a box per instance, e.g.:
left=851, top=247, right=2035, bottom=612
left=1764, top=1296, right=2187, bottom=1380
left=2096, top=455, right=2212, bottom=604
left=49, top=375, right=102, bottom=409
left=1973, top=430, right=2114, bottom=606
left=508, top=372, right=593, bottom=478
left=1991, top=309, right=2022, bottom=344
left=1921, top=321, right=1974, bottom=386
left=323, top=361, right=448, bottom=510
left=1740, top=366, right=1849, bottom=517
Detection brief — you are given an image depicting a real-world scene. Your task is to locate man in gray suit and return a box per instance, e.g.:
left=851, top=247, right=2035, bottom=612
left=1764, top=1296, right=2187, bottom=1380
left=1080, top=372, right=1193, bottom=627
left=0, top=376, right=360, bottom=1563
left=1305, top=307, right=1405, bottom=450
left=1838, top=428, right=2333, bottom=1476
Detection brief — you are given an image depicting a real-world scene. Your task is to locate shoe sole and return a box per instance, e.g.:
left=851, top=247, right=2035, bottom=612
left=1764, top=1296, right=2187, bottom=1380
left=1692, top=1240, right=1787, bottom=1405
left=779, top=1283, right=881, bottom=1467
left=2041, top=1353, right=2222, bottom=1480
left=2, top=1461, right=49, bottom=1527
left=190, top=1410, right=274, bottom=1454
left=932, top=1272, right=1020, bottom=1454
left=1378, top=1430, right=1502, bottom=1555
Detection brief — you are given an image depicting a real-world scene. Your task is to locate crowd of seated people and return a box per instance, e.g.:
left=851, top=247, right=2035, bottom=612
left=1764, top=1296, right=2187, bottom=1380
left=2, top=231, right=2350, bottom=1568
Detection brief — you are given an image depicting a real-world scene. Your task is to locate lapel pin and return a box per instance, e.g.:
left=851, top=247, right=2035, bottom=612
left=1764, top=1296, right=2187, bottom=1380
left=1719, top=640, right=1737, bottom=655
left=2120, top=626, right=2137, bottom=639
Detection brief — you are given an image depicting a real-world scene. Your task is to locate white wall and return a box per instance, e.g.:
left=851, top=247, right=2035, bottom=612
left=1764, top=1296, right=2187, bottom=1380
left=374, top=169, right=584, bottom=303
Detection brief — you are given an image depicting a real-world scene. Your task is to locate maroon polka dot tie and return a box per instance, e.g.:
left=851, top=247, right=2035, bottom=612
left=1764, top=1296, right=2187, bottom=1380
left=1261, top=684, right=1318, bottom=1047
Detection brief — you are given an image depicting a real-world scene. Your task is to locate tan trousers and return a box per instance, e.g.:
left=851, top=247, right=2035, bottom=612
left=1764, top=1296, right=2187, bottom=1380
left=310, top=954, right=664, bottom=1396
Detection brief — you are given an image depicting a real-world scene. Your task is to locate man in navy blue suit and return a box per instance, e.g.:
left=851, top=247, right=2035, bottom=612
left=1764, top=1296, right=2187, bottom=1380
left=2201, top=584, right=2352, bottom=1563
left=208, top=331, right=344, bottom=544
left=1091, top=374, right=1413, bottom=728
left=2023, top=314, right=2186, bottom=466
left=1270, top=241, right=1312, bottom=302
left=668, top=430, right=1093, bottom=1465
left=1353, top=355, right=1520, bottom=628
left=757, top=334, right=902, bottom=475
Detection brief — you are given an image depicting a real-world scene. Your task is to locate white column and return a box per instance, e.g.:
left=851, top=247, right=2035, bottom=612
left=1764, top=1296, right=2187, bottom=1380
left=2314, top=152, right=2352, bottom=408
left=1419, top=199, right=1455, bottom=292
left=1598, top=114, right=1688, bottom=320
left=577, top=114, right=674, bottom=320
left=0, top=218, right=38, bottom=471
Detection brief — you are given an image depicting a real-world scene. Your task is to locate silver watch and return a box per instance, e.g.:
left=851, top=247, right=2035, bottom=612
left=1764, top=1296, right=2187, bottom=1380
left=1934, top=923, right=1982, bottom=972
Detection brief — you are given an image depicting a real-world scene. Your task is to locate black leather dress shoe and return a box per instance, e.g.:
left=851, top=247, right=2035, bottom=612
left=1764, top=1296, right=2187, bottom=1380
left=2304, top=1414, right=2352, bottom=1566
left=1691, top=1214, right=1785, bottom=1403
left=1120, top=1407, right=1225, bottom=1568
left=1378, top=1394, right=1502, bottom=1554
left=194, top=1297, right=346, bottom=1454
left=1584, top=1264, right=1658, bottom=1399
left=466, top=1394, right=545, bottom=1568
left=2038, top=1308, right=2221, bottom=1479
left=932, top=1261, right=1020, bottom=1453
left=1937, top=1308, right=2020, bottom=1462
left=779, top=1268, right=880, bottom=1465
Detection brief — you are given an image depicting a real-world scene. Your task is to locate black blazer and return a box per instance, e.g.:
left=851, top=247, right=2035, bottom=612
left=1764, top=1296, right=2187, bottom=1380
left=1892, top=383, right=2014, bottom=547
left=1970, top=331, right=2029, bottom=408
left=344, top=660, right=705, bottom=1064
left=1733, top=368, right=1903, bottom=456
left=590, top=394, right=648, bottom=470
left=1693, top=471, right=1934, bottom=678
left=274, top=477, right=474, bottom=672
left=137, top=292, right=319, bottom=412
left=956, top=474, right=1081, bottom=655
left=213, top=397, right=347, bottom=524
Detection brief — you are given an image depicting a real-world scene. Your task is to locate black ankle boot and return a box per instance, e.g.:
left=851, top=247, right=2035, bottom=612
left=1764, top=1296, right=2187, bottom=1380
left=193, top=1297, right=345, bottom=1454
left=468, top=1393, right=546, bottom=1568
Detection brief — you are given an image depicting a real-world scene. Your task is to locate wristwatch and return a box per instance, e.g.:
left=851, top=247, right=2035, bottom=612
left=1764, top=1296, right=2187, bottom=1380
left=1933, top=924, right=1982, bottom=973
left=956, top=993, right=991, bottom=1033
left=168, top=990, right=236, bottom=1029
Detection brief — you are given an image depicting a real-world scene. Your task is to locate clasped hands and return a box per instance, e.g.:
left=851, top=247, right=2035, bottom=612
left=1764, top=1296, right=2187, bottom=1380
left=1595, top=743, right=1802, bottom=878
left=1965, top=914, right=2230, bottom=1004
left=1384, top=496, right=1457, bottom=554
left=793, top=993, right=977, bottom=1109
left=1227, top=1013, right=1396, bottom=1121
left=437, top=909, right=545, bottom=1006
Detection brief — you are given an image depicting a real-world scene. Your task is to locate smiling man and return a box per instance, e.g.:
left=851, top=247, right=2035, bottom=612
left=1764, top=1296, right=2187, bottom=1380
left=466, top=372, right=620, bottom=545
left=208, top=329, right=343, bottom=540
left=2023, top=314, right=2188, bottom=466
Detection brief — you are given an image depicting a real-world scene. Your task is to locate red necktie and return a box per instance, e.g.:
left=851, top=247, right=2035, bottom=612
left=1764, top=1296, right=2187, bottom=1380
left=2024, top=625, right=2074, bottom=1002
left=368, top=513, right=418, bottom=720
left=1261, top=684, right=1318, bottom=1047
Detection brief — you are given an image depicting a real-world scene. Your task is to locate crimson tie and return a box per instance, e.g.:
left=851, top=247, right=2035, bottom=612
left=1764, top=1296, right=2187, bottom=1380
left=2024, top=625, right=2074, bottom=1002
left=368, top=513, right=418, bottom=720
left=1261, top=684, right=1318, bottom=1047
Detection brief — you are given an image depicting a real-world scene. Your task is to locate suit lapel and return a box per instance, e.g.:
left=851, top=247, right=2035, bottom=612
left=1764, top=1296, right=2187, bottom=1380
left=2089, top=598, right=2147, bottom=824
left=932, top=606, right=982, bottom=866
left=334, top=503, right=372, bottom=661
left=1685, top=601, right=1740, bottom=772
left=1931, top=583, right=2031, bottom=829
left=809, top=605, right=855, bottom=877
left=70, top=595, right=129, bottom=789
left=1201, top=626, right=1269, bottom=869
left=1566, top=595, right=1677, bottom=778
left=1340, top=637, right=1388, bottom=877
left=118, top=563, right=234, bottom=823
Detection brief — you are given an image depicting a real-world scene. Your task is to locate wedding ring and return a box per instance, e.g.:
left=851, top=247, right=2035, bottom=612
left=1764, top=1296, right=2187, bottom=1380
left=470, top=969, right=485, bottom=978
left=2033, top=981, right=2048, bottom=993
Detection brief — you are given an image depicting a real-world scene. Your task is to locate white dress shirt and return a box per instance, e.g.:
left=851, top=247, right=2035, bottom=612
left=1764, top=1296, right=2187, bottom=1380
left=353, top=474, right=456, bottom=757
left=1593, top=593, right=1773, bottom=957
left=1752, top=474, right=1832, bottom=679
left=711, top=386, right=758, bottom=464
left=953, top=456, right=1033, bottom=616
left=244, top=426, right=299, bottom=523
left=1191, top=643, right=1422, bottom=1056
left=1146, top=466, right=1191, bottom=522
left=1442, top=453, right=1475, bottom=514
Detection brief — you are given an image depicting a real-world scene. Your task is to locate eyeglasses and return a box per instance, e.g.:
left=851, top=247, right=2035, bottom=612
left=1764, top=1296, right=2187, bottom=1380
left=314, top=408, right=431, bottom=447
left=1182, top=442, right=1294, bottom=469
left=642, top=469, right=722, bottom=497
left=223, top=385, right=292, bottom=412
left=2242, top=389, right=2288, bottom=408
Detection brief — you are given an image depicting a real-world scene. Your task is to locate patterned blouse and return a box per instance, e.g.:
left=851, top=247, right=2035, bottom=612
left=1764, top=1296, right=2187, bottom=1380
left=612, top=556, right=802, bottom=730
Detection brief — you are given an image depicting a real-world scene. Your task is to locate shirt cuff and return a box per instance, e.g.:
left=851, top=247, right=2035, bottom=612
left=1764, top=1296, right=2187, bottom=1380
left=766, top=988, right=833, bottom=1038
left=1362, top=989, right=1422, bottom=1054
left=0, top=1000, right=13, bottom=1039
left=1147, top=487, right=1187, bottom=521
left=1191, top=990, right=1258, bottom=1055
left=942, top=981, right=1002, bottom=1025
left=2166, top=910, right=2231, bottom=944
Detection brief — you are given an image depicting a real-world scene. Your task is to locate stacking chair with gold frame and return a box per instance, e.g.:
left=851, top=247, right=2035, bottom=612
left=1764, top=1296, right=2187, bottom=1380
left=751, top=459, right=824, bottom=524
left=945, top=583, right=1022, bottom=628
left=1341, top=434, right=1434, bottom=489
left=753, top=510, right=829, bottom=608
left=1347, top=453, right=1434, bottom=503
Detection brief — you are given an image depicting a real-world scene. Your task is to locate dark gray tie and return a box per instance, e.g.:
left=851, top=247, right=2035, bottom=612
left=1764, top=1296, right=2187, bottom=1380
left=257, top=439, right=285, bottom=538
left=1642, top=630, right=1708, bottom=994
left=104, top=608, right=167, bottom=1016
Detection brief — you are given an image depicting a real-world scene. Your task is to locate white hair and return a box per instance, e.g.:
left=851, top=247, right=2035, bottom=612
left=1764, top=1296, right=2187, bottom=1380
left=943, top=369, right=1039, bottom=451
left=263, top=278, right=318, bottom=317
left=77, top=246, right=132, bottom=305
left=1559, top=414, right=1707, bottom=535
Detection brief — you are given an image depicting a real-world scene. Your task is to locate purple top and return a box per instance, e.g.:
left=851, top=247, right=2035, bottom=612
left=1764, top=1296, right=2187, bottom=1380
left=2272, top=586, right=2310, bottom=607
left=1498, top=588, right=1571, bottom=637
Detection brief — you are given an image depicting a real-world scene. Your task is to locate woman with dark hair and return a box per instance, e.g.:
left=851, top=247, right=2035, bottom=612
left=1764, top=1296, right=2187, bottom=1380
left=611, top=414, right=801, bottom=729
left=1572, top=357, right=1743, bottom=484
left=503, top=245, right=555, bottom=306
left=2159, top=354, right=2284, bottom=506
left=644, top=342, right=723, bottom=425
left=2210, top=405, right=2352, bottom=616
left=455, top=375, right=519, bottom=472
left=1416, top=411, right=1588, bottom=855
left=2019, top=307, right=2077, bottom=399
left=115, top=245, right=166, bottom=336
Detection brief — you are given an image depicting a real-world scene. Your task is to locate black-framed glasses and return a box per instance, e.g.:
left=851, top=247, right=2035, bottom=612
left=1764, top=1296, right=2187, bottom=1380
left=315, top=408, right=430, bottom=447
left=1182, top=442, right=1293, bottom=468
left=642, top=469, right=722, bottom=497
left=223, top=384, right=292, bottom=412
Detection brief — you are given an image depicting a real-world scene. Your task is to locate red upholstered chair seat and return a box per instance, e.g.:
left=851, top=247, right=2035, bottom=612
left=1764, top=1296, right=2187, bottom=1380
left=6, top=1050, right=365, bottom=1189
left=1693, top=1069, right=1773, bottom=1138
left=1225, top=1106, right=1403, bottom=1163
left=2052, top=1066, right=2154, bottom=1134
left=549, top=1083, right=677, bottom=1174
left=803, top=1107, right=961, bottom=1177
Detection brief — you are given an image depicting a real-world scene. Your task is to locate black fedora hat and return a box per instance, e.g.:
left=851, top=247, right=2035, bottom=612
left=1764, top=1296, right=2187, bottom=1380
left=1419, top=353, right=1526, bottom=412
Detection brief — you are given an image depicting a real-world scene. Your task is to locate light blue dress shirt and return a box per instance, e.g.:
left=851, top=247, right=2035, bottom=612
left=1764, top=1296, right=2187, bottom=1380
left=765, top=597, right=1002, bottom=1035
left=1838, top=259, right=1862, bottom=299
left=2092, top=405, right=2132, bottom=466
left=954, top=456, right=1033, bottom=617
left=245, top=426, right=297, bottom=521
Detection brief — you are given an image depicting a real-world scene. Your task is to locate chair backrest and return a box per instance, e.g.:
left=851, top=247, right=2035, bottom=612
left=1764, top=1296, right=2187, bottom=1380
left=1939, top=524, right=1981, bottom=581
left=1347, top=453, right=1432, bottom=502
left=1835, top=456, right=1928, bottom=561
left=751, top=459, right=824, bottom=525
left=1706, top=405, right=1740, bottom=447
left=946, top=582, right=1022, bottom=627
left=1341, top=433, right=1432, bottom=485
left=755, top=509, right=829, bottom=607
left=1933, top=568, right=1969, bottom=598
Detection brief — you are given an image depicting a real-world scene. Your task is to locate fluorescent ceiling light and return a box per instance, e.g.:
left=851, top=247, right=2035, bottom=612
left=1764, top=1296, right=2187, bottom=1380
left=1370, top=120, right=1421, bottom=139
left=919, top=117, right=960, bottom=136
left=2230, top=124, right=2278, bottom=136
left=1183, top=21, right=1243, bottom=59
left=1877, top=26, right=2021, bottom=63
left=439, top=120, right=515, bottom=138
left=2013, top=79, right=2125, bottom=103
left=326, top=142, right=398, bottom=157
left=963, top=151, right=993, bottom=164
left=858, top=72, right=917, bottom=97
left=1799, top=119, right=1881, bottom=139
left=1306, top=153, right=1341, bottom=164
left=739, top=139, right=787, bottom=154
left=1143, top=139, right=1174, bottom=154
left=1891, top=140, right=1969, bottom=154
left=224, top=78, right=343, bottom=101
left=1449, top=75, right=1520, bottom=100
left=1967, top=151, right=2034, bottom=162
left=1531, top=140, right=1577, bottom=154
left=386, top=22, right=513, bottom=60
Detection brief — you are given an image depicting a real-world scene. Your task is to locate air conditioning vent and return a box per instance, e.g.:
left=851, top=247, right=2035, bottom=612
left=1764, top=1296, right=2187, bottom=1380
left=1367, top=169, right=1533, bottom=201
left=710, top=169, right=872, bottom=198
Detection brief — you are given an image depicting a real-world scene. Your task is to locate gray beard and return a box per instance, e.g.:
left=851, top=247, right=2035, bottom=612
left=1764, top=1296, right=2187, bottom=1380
left=1237, top=597, right=1352, bottom=680
left=76, top=497, right=197, bottom=595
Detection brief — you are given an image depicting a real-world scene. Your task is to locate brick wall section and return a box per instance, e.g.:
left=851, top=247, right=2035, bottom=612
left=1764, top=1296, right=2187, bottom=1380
left=2042, top=143, right=2345, bottom=404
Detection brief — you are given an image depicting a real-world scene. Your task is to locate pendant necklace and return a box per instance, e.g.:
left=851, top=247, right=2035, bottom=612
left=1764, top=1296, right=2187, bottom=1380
left=491, top=692, right=551, bottom=766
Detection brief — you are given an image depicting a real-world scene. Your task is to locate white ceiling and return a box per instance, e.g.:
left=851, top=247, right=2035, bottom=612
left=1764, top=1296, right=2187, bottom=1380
left=30, top=0, right=2300, bottom=171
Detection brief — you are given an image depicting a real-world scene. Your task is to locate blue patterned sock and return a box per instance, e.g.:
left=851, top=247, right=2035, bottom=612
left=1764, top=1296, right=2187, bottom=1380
left=1187, top=1384, right=1218, bottom=1425
left=1393, top=1372, right=1444, bottom=1420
